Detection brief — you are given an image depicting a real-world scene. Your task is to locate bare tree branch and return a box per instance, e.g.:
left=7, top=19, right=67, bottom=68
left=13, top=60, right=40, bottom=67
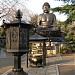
left=0, top=0, right=32, bottom=22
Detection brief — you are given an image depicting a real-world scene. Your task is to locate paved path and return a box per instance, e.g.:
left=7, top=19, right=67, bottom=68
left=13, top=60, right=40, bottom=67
left=58, top=53, right=75, bottom=75
left=1, top=65, right=59, bottom=75
left=23, top=65, right=59, bottom=75
left=1, top=55, right=61, bottom=75
left=1, top=53, right=75, bottom=75
left=59, top=65, right=75, bottom=75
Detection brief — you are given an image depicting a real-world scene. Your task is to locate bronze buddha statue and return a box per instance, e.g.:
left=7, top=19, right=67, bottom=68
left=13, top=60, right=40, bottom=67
left=37, top=2, right=56, bottom=28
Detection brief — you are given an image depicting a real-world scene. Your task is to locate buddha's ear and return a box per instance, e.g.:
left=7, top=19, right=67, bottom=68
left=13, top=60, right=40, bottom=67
left=42, top=5, right=44, bottom=9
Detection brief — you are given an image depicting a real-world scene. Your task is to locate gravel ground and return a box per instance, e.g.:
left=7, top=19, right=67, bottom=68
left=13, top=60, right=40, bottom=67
left=58, top=65, right=75, bottom=75
left=58, top=53, right=75, bottom=75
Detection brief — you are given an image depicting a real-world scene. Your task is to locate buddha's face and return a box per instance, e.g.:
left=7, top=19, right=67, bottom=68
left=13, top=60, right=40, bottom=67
left=43, top=5, right=50, bottom=13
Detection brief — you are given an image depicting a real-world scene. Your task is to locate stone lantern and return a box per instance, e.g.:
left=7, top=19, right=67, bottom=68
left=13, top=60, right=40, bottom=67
left=2, top=10, right=31, bottom=75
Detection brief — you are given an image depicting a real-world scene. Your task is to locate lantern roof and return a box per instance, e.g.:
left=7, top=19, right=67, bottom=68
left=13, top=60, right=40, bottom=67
left=10, top=19, right=30, bottom=25
left=49, top=37, right=65, bottom=42
left=2, top=20, right=32, bottom=29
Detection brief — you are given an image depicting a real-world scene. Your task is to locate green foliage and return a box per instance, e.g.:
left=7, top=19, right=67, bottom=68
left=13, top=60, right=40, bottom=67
left=61, top=45, right=68, bottom=53
left=67, top=31, right=74, bottom=36
left=64, top=31, right=75, bottom=52
left=51, top=5, right=71, bottom=14
left=56, top=0, right=75, bottom=3
left=68, top=10, right=75, bottom=21
left=29, top=14, right=38, bottom=36
left=51, top=2, right=75, bottom=24
left=1, top=28, right=6, bottom=37
left=29, top=14, right=38, bottom=26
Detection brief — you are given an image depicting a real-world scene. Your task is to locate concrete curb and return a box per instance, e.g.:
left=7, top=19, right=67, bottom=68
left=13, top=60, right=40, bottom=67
left=56, top=65, right=59, bottom=75
left=1, top=69, right=12, bottom=75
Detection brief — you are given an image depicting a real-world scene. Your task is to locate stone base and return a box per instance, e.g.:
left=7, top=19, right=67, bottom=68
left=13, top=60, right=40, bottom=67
left=36, top=26, right=61, bottom=37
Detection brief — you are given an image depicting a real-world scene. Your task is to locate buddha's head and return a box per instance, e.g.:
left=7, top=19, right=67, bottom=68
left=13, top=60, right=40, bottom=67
left=42, top=2, right=50, bottom=13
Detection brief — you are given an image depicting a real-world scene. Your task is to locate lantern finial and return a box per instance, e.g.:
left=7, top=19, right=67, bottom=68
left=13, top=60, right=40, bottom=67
left=16, top=9, right=23, bottom=19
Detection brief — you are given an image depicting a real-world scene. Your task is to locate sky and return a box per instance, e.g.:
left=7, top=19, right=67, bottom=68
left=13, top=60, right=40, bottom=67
left=0, top=0, right=68, bottom=26
left=26, top=0, right=67, bottom=21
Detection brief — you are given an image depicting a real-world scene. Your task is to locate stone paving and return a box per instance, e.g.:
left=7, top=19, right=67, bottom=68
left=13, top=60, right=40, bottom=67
left=1, top=55, right=61, bottom=75
left=2, top=64, right=59, bottom=75
left=1, top=48, right=75, bottom=75
left=58, top=54, right=75, bottom=75
left=23, top=65, right=59, bottom=75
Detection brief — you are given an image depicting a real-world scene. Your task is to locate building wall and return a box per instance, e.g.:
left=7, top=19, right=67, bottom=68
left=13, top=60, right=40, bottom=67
left=29, top=41, right=60, bottom=56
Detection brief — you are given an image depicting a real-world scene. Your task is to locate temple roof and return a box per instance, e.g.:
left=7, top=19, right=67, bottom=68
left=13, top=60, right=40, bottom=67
left=29, top=33, right=65, bottom=42
left=29, top=33, right=48, bottom=41
left=49, top=37, right=65, bottom=42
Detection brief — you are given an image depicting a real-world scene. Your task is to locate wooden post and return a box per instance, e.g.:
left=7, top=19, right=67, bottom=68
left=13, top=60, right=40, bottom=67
left=43, top=40, right=46, bottom=67
left=27, top=52, right=28, bottom=68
